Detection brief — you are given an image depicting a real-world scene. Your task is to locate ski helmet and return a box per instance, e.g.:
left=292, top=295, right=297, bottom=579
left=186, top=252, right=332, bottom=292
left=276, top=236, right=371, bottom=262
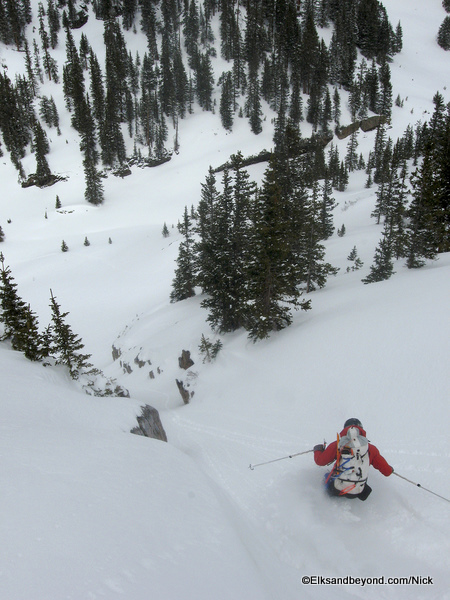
left=344, top=418, right=363, bottom=429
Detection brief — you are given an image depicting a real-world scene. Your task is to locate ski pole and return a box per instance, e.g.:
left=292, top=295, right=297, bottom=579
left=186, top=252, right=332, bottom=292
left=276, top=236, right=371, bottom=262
left=249, top=449, right=313, bottom=470
left=393, top=472, right=450, bottom=504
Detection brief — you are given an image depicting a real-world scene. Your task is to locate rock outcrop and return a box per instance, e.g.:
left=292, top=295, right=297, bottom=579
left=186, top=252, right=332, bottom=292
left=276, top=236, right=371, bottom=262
left=130, top=405, right=167, bottom=441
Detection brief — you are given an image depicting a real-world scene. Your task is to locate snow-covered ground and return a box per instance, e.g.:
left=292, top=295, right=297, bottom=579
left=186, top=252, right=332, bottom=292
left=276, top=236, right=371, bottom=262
left=0, top=1, right=449, bottom=598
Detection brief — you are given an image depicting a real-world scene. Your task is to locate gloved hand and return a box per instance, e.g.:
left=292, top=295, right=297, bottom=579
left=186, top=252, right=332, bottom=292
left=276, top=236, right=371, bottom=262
left=314, top=444, right=324, bottom=453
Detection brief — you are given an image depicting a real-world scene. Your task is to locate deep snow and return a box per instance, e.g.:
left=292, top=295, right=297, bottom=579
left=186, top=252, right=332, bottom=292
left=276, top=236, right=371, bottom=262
left=0, top=1, right=449, bottom=599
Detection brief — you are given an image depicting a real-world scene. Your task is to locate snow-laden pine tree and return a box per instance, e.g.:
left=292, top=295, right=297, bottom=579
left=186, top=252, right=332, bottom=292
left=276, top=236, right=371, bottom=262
left=362, top=228, right=395, bottom=284
left=48, top=289, right=93, bottom=379
left=301, top=181, right=339, bottom=293
left=244, top=158, right=311, bottom=341
left=199, top=168, right=238, bottom=332
left=170, top=206, right=196, bottom=303
left=406, top=93, right=450, bottom=264
left=0, top=254, right=43, bottom=360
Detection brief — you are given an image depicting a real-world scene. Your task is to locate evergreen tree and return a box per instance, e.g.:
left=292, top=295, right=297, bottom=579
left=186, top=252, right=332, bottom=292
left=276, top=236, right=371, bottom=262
left=23, top=38, right=38, bottom=96
left=378, top=59, right=393, bottom=120
left=301, top=181, right=338, bottom=292
left=406, top=93, right=450, bottom=259
left=49, top=289, right=93, bottom=379
left=159, top=21, right=176, bottom=117
left=79, top=32, right=90, bottom=70
left=32, top=121, right=52, bottom=184
left=0, top=71, right=32, bottom=167
left=63, top=25, right=85, bottom=132
left=0, top=254, right=43, bottom=360
left=199, top=2, right=215, bottom=48
left=245, top=71, right=262, bottom=134
left=195, top=167, right=220, bottom=294
left=219, top=71, right=234, bottom=131
left=332, top=87, right=341, bottom=126
left=80, top=96, right=104, bottom=205
left=33, top=38, right=44, bottom=85
left=38, top=2, right=59, bottom=82
left=20, top=303, right=44, bottom=361
left=199, top=168, right=234, bottom=330
left=366, top=60, right=380, bottom=114
left=170, top=206, right=196, bottom=302
left=194, top=51, right=214, bottom=111
left=198, top=334, right=222, bottom=362
left=328, top=3, right=357, bottom=89
left=392, top=21, right=403, bottom=54
left=47, top=0, right=60, bottom=49
left=289, top=70, right=303, bottom=125
left=83, top=157, right=105, bottom=206
left=103, top=19, right=129, bottom=121
left=407, top=150, right=440, bottom=267
left=39, top=95, right=60, bottom=131
left=384, top=168, right=409, bottom=259
left=347, top=246, right=364, bottom=271
left=337, top=161, right=349, bottom=192
left=183, top=0, right=200, bottom=58
left=1, top=0, right=29, bottom=49
left=100, top=89, right=126, bottom=166
left=345, top=130, right=359, bottom=172
left=89, top=51, right=106, bottom=127
left=321, top=87, right=332, bottom=132
left=319, top=174, right=336, bottom=239
left=337, top=224, right=346, bottom=237
left=173, top=46, right=189, bottom=118
left=219, top=0, right=238, bottom=61
left=300, top=1, right=320, bottom=94
left=140, top=0, right=158, bottom=60
left=437, top=16, right=450, bottom=50
left=362, top=229, right=395, bottom=284
left=306, top=82, right=322, bottom=132
left=200, top=161, right=254, bottom=333
left=371, top=177, right=389, bottom=225
left=245, top=158, right=311, bottom=341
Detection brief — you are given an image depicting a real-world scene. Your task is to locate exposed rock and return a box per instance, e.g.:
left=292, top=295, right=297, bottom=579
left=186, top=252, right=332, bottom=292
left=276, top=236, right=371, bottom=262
left=134, top=354, right=151, bottom=368
left=359, top=115, right=387, bottom=132
left=112, top=345, right=121, bottom=361
left=178, top=349, right=194, bottom=370
left=335, top=115, right=388, bottom=139
left=130, top=405, right=167, bottom=441
left=213, top=131, right=333, bottom=173
left=21, top=173, right=67, bottom=188
left=121, top=361, right=132, bottom=374
left=113, top=385, right=130, bottom=398
left=176, top=379, right=191, bottom=404
left=335, top=121, right=360, bottom=140
left=112, top=165, right=132, bottom=178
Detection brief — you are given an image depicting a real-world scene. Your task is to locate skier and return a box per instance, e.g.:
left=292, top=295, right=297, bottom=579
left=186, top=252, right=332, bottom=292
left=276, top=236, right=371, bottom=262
left=314, top=418, right=393, bottom=501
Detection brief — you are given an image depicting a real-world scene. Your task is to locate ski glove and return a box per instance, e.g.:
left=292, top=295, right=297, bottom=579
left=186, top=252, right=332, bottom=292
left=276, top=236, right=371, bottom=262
left=314, top=444, right=325, bottom=453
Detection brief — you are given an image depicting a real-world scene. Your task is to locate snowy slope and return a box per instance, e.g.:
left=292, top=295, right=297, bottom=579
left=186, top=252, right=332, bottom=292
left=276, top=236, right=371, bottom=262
left=0, top=0, right=449, bottom=599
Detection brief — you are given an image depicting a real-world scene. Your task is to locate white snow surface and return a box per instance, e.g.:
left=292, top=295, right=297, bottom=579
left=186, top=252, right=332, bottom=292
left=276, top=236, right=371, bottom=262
left=0, top=1, right=449, bottom=598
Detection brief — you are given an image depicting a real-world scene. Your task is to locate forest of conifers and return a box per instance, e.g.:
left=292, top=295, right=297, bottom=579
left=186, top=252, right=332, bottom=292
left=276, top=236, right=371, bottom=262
left=0, top=0, right=449, bottom=341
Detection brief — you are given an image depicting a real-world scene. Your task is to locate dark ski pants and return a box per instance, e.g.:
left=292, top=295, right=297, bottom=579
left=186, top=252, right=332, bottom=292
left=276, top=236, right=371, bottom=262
left=325, top=476, right=373, bottom=501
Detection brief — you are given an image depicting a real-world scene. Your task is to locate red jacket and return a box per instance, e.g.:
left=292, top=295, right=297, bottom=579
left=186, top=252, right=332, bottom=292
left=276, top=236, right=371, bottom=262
left=314, top=425, right=393, bottom=477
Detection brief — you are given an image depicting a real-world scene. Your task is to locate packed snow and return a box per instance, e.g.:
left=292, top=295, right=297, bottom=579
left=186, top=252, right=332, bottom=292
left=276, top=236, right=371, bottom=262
left=0, top=1, right=449, bottom=599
